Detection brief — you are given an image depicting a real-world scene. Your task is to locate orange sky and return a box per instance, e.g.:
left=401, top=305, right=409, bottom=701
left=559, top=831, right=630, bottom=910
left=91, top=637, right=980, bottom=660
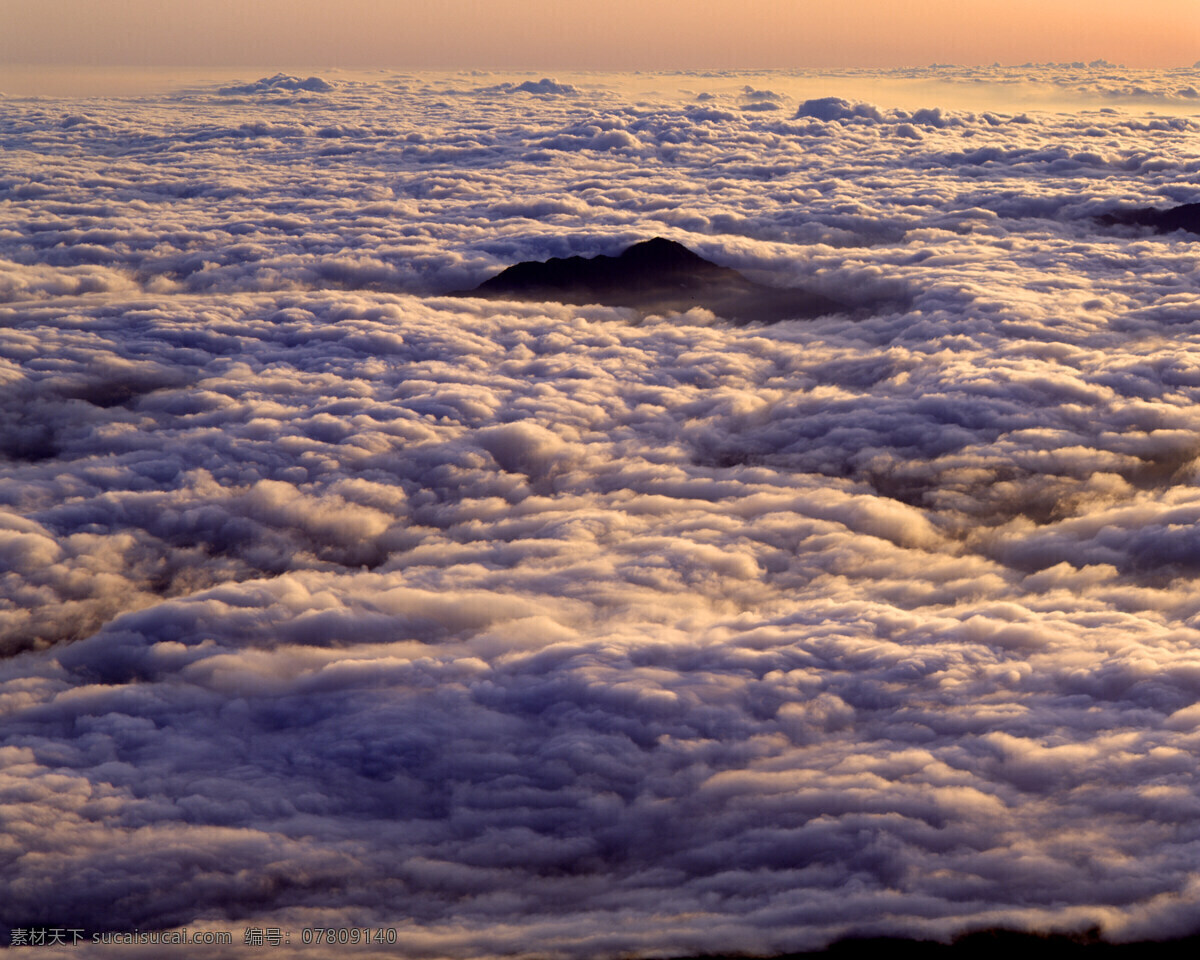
left=2, top=0, right=1198, bottom=69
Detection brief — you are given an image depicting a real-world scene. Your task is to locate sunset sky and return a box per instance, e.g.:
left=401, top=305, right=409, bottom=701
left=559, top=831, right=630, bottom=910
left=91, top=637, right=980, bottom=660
left=3, top=0, right=1198, bottom=70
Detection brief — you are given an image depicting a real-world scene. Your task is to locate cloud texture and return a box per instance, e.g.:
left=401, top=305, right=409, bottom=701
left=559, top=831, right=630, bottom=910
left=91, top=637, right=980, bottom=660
left=5, top=67, right=1200, bottom=957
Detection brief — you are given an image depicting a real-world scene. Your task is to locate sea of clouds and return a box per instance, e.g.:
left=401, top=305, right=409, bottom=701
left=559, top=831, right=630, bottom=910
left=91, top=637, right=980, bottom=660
left=5, top=65, right=1200, bottom=957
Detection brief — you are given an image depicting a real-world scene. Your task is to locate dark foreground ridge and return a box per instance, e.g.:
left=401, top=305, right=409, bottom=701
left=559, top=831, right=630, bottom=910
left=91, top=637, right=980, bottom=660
left=672, top=928, right=1200, bottom=960
left=456, top=237, right=844, bottom=323
left=1098, top=201, right=1200, bottom=235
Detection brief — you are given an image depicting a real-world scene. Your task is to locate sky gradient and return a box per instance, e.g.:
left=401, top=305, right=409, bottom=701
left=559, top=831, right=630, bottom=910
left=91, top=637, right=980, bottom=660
left=3, top=0, right=1199, bottom=70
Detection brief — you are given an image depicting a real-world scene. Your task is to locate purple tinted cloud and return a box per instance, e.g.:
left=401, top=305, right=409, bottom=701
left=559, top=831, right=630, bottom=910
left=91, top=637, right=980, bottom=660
left=4, top=67, right=1200, bottom=957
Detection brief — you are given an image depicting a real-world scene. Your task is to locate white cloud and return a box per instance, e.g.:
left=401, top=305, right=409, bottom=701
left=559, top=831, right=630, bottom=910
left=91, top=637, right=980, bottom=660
left=5, top=66, right=1200, bottom=957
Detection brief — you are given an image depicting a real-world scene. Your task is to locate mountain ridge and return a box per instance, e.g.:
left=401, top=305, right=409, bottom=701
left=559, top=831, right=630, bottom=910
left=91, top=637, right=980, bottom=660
left=455, top=237, right=843, bottom=323
left=1098, top=202, right=1200, bottom=235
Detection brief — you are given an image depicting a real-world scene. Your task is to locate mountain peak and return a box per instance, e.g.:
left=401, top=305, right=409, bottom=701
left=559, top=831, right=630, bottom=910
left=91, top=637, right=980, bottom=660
left=617, top=236, right=710, bottom=266
left=457, top=238, right=843, bottom=323
left=1099, top=202, right=1200, bottom=235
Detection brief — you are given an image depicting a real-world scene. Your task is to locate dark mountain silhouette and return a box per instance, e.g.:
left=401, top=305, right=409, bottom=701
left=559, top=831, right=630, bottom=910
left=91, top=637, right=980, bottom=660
left=670, top=927, right=1200, bottom=960
left=1098, top=202, right=1200, bottom=235
left=455, top=237, right=844, bottom=323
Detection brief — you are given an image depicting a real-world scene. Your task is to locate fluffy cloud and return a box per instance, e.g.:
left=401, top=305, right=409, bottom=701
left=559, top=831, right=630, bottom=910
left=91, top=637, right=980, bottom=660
left=4, top=66, right=1200, bottom=957
left=794, top=96, right=884, bottom=122
left=218, top=73, right=336, bottom=95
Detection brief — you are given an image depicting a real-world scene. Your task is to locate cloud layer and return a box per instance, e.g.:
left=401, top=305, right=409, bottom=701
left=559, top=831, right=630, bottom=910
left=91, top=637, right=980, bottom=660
left=5, top=68, right=1200, bottom=957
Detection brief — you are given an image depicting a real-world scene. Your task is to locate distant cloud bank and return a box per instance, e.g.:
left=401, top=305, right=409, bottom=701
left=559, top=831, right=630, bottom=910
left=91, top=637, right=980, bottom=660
left=217, top=73, right=336, bottom=95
